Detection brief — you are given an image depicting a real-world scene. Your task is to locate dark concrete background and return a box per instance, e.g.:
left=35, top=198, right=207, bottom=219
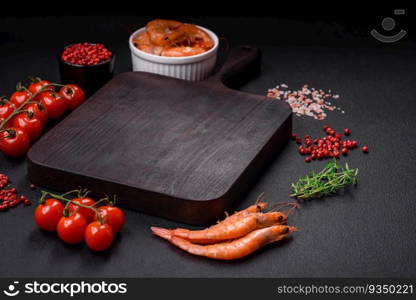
left=0, top=14, right=415, bottom=277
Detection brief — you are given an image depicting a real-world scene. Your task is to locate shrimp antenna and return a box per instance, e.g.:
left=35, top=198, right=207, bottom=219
left=254, top=192, right=266, bottom=205
left=267, top=202, right=300, bottom=215
left=286, top=202, right=301, bottom=216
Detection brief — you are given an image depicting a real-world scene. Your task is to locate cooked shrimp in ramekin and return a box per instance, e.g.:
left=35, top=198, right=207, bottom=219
left=133, top=19, right=214, bottom=57
left=129, top=19, right=219, bottom=81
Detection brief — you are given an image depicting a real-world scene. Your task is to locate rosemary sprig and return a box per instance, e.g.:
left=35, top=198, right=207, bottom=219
left=290, top=159, right=358, bottom=200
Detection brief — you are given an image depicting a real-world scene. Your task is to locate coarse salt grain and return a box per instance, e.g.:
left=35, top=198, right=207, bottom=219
left=267, top=84, right=343, bottom=120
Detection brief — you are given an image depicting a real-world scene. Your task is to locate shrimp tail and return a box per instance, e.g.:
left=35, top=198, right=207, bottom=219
left=151, top=226, right=172, bottom=240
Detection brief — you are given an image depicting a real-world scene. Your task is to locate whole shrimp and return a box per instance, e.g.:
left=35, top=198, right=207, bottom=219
left=151, top=211, right=287, bottom=244
left=146, top=19, right=183, bottom=46
left=151, top=193, right=268, bottom=243
left=165, top=24, right=214, bottom=49
left=133, top=31, right=164, bottom=55
left=166, top=225, right=297, bottom=260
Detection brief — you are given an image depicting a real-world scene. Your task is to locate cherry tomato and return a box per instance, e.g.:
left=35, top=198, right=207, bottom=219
left=12, top=113, right=43, bottom=142
left=0, top=102, right=14, bottom=128
left=57, top=212, right=88, bottom=244
left=95, top=206, right=125, bottom=233
left=85, top=221, right=114, bottom=251
left=0, top=128, right=30, bottom=157
left=24, top=102, right=48, bottom=125
left=0, top=118, right=12, bottom=129
left=28, top=79, right=53, bottom=95
left=34, top=198, right=64, bottom=231
left=10, top=90, right=32, bottom=108
left=39, top=91, right=66, bottom=119
left=0, top=101, right=15, bottom=120
left=59, top=84, right=86, bottom=111
left=68, top=197, right=96, bottom=223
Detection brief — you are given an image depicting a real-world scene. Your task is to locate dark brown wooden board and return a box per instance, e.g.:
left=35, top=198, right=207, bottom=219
left=27, top=46, right=292, bottom=225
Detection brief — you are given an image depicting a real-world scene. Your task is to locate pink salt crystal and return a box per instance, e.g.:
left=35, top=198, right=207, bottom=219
left=266, top=84, right=344, bottom=120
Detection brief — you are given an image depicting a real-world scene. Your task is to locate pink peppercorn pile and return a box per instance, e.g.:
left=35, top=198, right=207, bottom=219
left=61, top=43, right=112, bottom=66
left=0, top=173, right=31, bottom=211
left=292, top=126, right=369, bottom=163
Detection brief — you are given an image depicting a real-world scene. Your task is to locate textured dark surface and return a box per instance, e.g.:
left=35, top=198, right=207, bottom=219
left=27, top=47, right=292, bottom=225
left=0, top=16, right=415, bottom=278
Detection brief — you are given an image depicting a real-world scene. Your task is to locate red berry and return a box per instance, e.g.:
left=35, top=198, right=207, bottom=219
left=344, top=128, right=350, bottom=135
left=362, top=146, right=369, bottom=153
left=305, top=157, right=311, bottom=163
left=341, top=148, right=348, bottom=156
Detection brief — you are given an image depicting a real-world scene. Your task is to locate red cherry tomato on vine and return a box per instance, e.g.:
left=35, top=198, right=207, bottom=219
left=0, top=118, right=12, bottom=129
left=10, top=90, right=32, bottom=108
left=59, top=84, right=86, bottom=111
left=68, top=197, right=96, bottom=223
left=28, top=79, right=53, bottom=95
left=0, top=100, right=15, bottom=120
left=34, top=198, right=64, bottom=231
left=12, top=113, right=43, bottom=142
left=39, top=91, right=66, bottom=119
left=23, top=102, right=48, bottom=125
left=95, top=206, right=125, bottom=233
left=57, top=212, right=88, bottom=244
left=85, top=221, right=114, bottom=251
left=0, top=128, right=30, bottom=157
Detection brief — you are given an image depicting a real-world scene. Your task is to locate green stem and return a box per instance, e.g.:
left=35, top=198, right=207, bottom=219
left=39, top=191, right=49, bottom=204
left=61, top=189, right=80, bottom=197
left=42, top=191, right=104, bottom=224
left=0, top=84, right=54, bottom=129
left=290, top=160, right=358, bottom=200
left=63, top=198, right=71, bottom=217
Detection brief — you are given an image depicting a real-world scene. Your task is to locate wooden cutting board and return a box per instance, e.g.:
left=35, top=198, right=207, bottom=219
left=27, top=46, right=292, bottom=225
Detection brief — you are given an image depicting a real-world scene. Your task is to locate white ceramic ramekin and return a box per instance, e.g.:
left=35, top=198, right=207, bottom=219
left=129, top=26, right=219, bottom=81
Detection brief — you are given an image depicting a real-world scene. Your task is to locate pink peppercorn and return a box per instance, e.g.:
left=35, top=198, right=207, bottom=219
left=62, top=43, right=112, bottom=66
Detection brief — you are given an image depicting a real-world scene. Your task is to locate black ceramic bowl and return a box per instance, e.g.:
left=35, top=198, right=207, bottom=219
left=58, top=44, right=116, bottom=97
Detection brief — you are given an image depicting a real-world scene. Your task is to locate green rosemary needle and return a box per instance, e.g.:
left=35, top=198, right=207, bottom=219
left=290, top=159, right=358, bottom=200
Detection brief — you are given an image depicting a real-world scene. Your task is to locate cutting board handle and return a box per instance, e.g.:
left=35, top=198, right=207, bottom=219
left=208, top=45, right=262, bottom=89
